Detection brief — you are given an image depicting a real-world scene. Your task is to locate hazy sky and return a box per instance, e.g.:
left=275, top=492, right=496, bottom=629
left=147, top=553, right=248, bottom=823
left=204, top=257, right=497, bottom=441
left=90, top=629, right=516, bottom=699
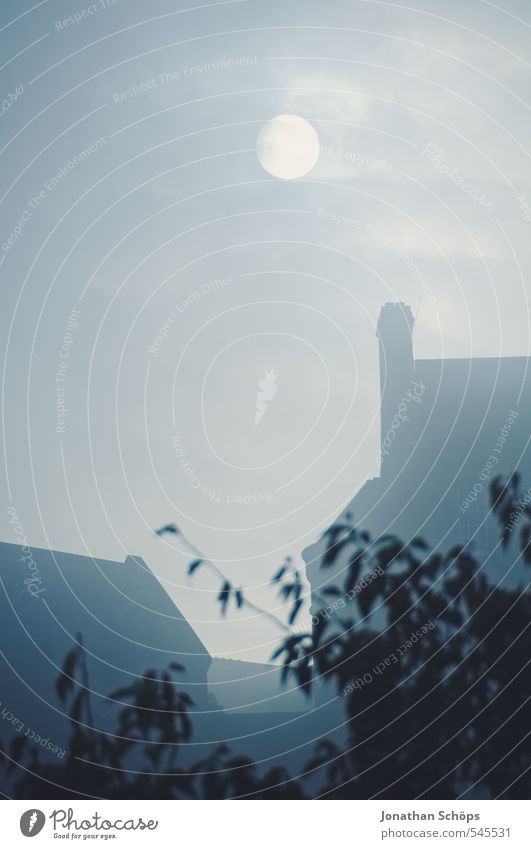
left=1, top=0, right=531, bottom=662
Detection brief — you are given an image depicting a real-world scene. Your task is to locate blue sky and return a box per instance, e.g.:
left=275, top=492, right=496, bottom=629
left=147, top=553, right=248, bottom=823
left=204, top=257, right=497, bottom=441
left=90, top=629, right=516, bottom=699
left=1, top=0, right=531, bottom=661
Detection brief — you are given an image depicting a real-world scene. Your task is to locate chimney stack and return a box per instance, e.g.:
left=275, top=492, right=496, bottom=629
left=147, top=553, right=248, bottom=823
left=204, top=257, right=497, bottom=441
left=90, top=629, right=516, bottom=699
left=376, top=302, right=415, bottom=470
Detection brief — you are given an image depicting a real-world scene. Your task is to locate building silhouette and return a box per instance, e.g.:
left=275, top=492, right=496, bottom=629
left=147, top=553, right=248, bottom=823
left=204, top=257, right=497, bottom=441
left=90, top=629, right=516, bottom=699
left=304, top=301, right=531, bottom=629
left=0, top=540, right=320, bottom=793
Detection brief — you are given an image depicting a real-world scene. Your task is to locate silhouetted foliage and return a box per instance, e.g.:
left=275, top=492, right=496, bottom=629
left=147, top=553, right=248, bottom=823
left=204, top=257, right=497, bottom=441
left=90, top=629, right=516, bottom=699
left=2, top=478, right=529, bottom=798
left=1, top=643, right=305, bottom=800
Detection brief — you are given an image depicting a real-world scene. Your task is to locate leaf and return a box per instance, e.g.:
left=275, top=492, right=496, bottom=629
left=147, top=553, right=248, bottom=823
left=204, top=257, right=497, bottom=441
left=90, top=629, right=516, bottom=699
left=7, top=736, right=27, bottom=775
left=377, top=540, right=403, bottom=569
left=55, top=646, right=80, bottom=702
left=490, top=475, right=517, bottom=512
left=270, top=634, right=306, bottom=661
left=423, top=553, right=442, bottom=578
left=296, top=663, right=312, bottom=694
left=344, top=552, right=364, bottom=593
left=446, top=544, right=467, bottom=563
left=270, top=644, right=284, bottom=661
left=218, top=581, right=232, bottom=616
left=322, top=541, right=347, bottom=568
left=442, top=606, right=462, bottom=627
left=321, top=525, right=355, bottom=568
left=187, top=559, right=203, bottom=575
left=235, top=589, right=244, bottom=608
left=520, top=523, right=531, bottom=563
left=288, top=599, right=303, bottom=625
left=280, top=583, right=295, bottom=601
left=304, top=740, right=340, bottom=774
left=313, top=614, right=329, bottom=644
left=70, top=690, right=86, bottom=723
left=455, top=552, right=476, bottom=581
left=272, top=566, right=287, bottom=584
left=180, top=712, right=193, bottom=742
left=170, top=661, right=185, bottom=672
left=411, top=537, right=429, bottom=550
left=155, top=524, right=179, bottom=536
left=358, top=579, right=380, bottom=616
left=108, top=686, right=134, bottom=701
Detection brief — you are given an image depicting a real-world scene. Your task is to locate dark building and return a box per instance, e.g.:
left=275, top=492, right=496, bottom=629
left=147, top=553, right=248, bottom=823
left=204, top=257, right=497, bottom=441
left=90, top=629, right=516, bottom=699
left=0, top=543, right=217, bottom=763
left=0, top=541, right=322, bottom=793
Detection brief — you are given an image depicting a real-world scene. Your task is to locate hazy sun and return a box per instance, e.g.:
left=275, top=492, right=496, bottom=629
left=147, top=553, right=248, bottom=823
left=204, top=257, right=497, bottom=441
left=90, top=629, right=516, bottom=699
left=256, top=114, right=320, bottom=180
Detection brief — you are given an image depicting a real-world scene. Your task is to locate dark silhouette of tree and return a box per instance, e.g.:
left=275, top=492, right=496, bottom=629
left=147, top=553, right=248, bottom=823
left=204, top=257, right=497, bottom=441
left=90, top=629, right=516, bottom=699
left=1, top=638, right=305, bottom=800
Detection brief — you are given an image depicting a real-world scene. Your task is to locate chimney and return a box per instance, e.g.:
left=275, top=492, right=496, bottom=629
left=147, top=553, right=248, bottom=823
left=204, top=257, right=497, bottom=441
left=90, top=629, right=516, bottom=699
left=376, top=302, right=415, bottom=467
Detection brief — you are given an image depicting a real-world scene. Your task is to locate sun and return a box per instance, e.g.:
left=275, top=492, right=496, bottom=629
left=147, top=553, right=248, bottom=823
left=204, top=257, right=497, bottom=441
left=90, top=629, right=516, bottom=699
left=256, top=114, right=320, bottom=180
